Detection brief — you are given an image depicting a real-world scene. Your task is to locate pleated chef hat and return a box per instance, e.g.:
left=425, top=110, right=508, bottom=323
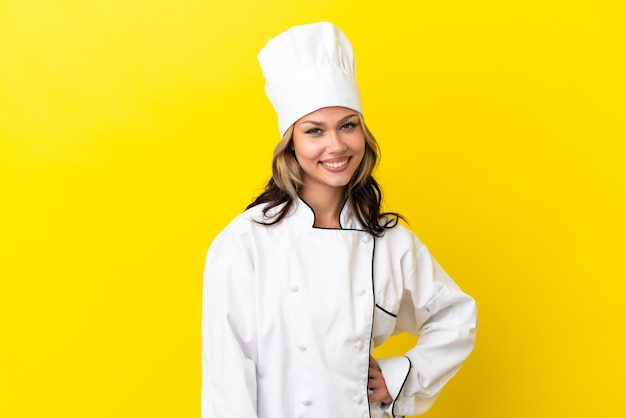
left=258, top=22, right=362, bottom=137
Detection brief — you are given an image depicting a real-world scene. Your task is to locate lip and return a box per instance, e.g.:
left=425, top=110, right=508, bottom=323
left=319, top=156, right=351, bottom=173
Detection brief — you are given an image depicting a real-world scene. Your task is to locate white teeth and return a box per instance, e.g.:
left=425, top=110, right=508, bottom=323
left=322, top=160, right=348, bottom=169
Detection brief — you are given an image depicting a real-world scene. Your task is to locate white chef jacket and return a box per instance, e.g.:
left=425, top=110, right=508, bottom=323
left=202, top=198, right=476, bottom=418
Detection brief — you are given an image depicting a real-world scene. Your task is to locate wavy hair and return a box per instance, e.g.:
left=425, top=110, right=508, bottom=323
left=247, top=114, right=403, bottom=236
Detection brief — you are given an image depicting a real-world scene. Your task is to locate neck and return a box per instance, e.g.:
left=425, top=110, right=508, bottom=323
left=299, top=186, right=346, bottom=229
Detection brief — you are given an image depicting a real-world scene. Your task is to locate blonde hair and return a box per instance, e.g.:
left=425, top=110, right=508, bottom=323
left=247, top=113, right=400, bottom=236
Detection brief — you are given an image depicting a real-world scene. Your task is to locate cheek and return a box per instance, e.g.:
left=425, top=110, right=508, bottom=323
left=353, top=137, right=367, bottom=166
left=291, top=138, right=306, bottom=158
left=351, top=136, right=366, bottom=157
left=293, top=139, right=323, bottom=161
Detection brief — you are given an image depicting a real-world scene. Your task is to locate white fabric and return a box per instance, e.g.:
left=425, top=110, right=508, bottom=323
left=202, top=199, right=477, bottom=418
left=258, top=22, right=362, bottom=136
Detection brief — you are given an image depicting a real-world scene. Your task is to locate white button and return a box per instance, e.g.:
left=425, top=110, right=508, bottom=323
left=302, top=400, right=312, bottom=406
left=355, top=341, right=364, bottom=350
left=289, top=285, right=299, bottom=292
left=355, top=395, right=364, bottom=405
left=356, top=289, right=366, bottom=296
left=362, top=234, right=371, bottom=243
left=296, top=344, right=307, bottom=351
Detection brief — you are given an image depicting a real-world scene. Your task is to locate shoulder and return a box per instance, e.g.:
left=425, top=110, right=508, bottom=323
left=205, top=205, right=260, bottom=255
left=375, top=220, right=442, bottom=284
left=208, top=202, right=287, bottom=251
left=379, top=217, right=424, bottom=248
left=211, top=204, right=269, bottom=241
left=378, top=217, right=424, bottom=254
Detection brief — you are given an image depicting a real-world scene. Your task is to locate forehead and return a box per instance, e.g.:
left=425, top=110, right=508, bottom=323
left=296, top=106, right=359, bottom=124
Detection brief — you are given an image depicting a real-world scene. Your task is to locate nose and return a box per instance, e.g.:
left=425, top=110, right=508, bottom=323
left=326, top=130, right=348, bottom=153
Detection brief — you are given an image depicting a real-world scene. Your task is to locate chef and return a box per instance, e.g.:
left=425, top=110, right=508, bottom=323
left=202, top=21, right=477, bottom=418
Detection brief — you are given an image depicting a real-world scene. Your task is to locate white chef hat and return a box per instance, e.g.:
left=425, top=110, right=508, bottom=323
left=258, top=22, right=362, bottom=137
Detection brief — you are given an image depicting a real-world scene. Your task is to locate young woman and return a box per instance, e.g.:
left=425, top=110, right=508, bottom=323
left=202, top=22, right=477, bottom=418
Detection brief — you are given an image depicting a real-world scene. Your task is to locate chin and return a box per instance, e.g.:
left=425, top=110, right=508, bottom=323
left=329, top=178, right=352, bottom=188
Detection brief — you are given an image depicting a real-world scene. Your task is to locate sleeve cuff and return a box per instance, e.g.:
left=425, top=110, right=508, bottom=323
left=376, top=356, right=411, bottom=417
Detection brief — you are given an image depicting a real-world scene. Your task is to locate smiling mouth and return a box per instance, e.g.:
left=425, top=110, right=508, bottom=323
left=320, top=159, right=349, bottom=169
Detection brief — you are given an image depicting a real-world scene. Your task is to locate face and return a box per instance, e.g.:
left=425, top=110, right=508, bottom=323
left=292, top=106, right=365, bottom=196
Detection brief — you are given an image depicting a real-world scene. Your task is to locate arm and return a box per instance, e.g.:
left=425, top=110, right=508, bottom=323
left=378, top=241, right=477, bottom=417
left=201, top=227, right=258, bottom=417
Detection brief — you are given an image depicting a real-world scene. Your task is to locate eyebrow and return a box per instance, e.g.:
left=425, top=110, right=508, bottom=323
left=299, top=113, right=358, bottom=126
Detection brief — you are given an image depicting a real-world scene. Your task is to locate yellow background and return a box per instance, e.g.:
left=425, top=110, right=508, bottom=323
left=1, top=0, right=624, bottom=417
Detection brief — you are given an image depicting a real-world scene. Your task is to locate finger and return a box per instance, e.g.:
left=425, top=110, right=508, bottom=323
left=368, top=369, right=378, bottom=380
left=368, top=366, right=383, bottom=380
left=368, top=391, right=382, bottom=403
left=369, top=356, right=381, bottom=370
left=368, top=389, right=392, bottom=404
left=368, top=378, right=380, bottom=387
left=369, top=378, right=385, bottom=392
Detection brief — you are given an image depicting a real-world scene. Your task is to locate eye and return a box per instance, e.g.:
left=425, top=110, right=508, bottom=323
left=340, top=121, right=358, bottom=131
left=305, top=127, right=322, bottom=135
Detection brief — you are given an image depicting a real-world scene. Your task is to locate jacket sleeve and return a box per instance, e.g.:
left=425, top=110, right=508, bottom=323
left=378, top=238, right=477, bottom=417
left=201, top=224, right=258, bottom=417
